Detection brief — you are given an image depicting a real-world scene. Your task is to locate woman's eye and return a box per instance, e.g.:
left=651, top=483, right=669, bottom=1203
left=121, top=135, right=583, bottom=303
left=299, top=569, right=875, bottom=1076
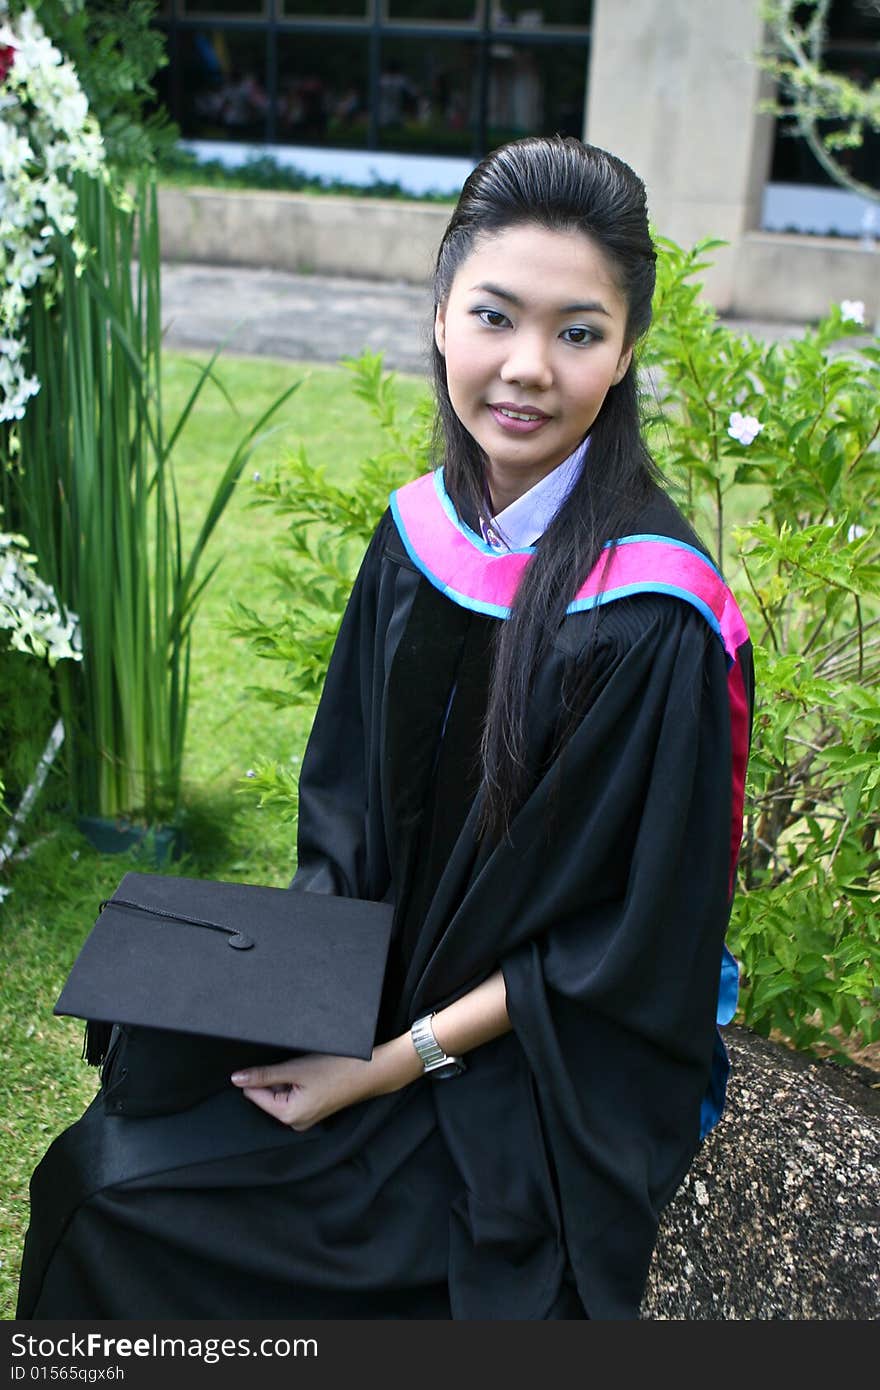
left=474, top=308, right=511, bottom=328
left=561, top=325, right=598, bottom=345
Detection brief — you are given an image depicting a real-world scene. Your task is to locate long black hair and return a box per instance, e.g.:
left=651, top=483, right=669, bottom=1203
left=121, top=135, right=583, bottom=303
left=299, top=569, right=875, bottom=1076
left=431, top=135, right=660, bottom=840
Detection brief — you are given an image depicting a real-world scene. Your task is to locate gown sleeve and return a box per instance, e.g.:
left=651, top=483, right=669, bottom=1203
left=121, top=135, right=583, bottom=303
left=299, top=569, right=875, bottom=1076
left=421, top=592, right=751, bottom=1320
left=288, top=511, right=395, bottom=901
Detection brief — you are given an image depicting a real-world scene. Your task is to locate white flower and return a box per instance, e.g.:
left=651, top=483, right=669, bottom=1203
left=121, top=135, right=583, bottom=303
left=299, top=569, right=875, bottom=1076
left=0, top=5, right=105, bottom=424
left=840, top=300, right=866, bottom=325
left=847, top=524, right=867, bottom=543
left=727, top=411, right=763, bottom=446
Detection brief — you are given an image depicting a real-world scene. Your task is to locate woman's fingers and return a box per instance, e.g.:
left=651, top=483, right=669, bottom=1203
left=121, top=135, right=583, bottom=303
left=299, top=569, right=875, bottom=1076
left=230, top=1058, right=318, bottom=1127
left=230, top=1058, right=301, bottom=1088
left=232, top=1053, right=374, bottom=1130
left=232, top=1052, right=379, bottom=1129
left=240, top=1083, right=317, bottom=1131
left=230, top=1056, right=318, bottom=1128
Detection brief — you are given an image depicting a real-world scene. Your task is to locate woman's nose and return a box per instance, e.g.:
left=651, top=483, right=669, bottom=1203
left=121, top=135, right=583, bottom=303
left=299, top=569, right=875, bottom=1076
left=499, top=333, right=553, bottom=390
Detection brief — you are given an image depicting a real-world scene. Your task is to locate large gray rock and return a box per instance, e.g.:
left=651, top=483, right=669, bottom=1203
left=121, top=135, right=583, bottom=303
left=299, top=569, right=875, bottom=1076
left=644, top=1025, right=880, bottom=1319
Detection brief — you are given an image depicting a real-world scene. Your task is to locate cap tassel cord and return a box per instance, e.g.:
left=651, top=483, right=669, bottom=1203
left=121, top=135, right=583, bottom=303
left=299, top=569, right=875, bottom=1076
left=98, top=895, right=254, bottom=949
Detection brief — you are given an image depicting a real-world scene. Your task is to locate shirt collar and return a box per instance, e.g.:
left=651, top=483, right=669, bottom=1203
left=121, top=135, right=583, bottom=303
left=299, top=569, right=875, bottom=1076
left=478, top=437, right=590, bottom=552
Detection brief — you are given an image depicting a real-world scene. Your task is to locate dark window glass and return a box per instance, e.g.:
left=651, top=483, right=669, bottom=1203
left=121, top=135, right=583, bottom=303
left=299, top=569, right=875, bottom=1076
left=152, top=25, right=173, bottom=115
left=276, top=33, right=370, bottom=147
left=385, top=1, right=481, bottom=20
left=181, top=1, right=267, bottom=14
left=177, top=28, right=268, bottom=141
left=486, top=39, right=585, bottom=145
left=376, top=37, right=478, bottom=154
left=282, top=0, right=369, bottom=17
left=821, top=41, right=880, bottom=188
left=769, top=43, right=879, bottom=186
left=828, top=0, right=880, bottom=43
left=154, top=4, right=591, bottom=154
left=770, top=0, right=879, bottom=186
left=489, top=1, right=590, bottom=29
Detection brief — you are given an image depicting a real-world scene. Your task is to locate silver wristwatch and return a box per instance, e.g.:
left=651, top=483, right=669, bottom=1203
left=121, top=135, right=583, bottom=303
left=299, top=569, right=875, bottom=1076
left=410, top=1013, right=466, bottom=1079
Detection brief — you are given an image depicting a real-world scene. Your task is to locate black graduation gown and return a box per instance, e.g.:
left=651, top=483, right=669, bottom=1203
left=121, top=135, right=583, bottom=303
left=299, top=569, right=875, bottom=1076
left=17, top=485, right=752, bottom=1321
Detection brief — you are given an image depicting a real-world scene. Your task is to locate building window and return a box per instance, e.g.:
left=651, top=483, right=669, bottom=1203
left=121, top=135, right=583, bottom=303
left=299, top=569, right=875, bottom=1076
left=375, top=38, right=478, bottom=154
left=385, top=1, right=480, bottom=21
left=181, top=1, right=268, bottom=15
left=769, top=0, right=879, bottom=193
left=486, top=37, right=586, bottom=145
left=276, top=33, right=370, bottom=147
left=154, top=0, right=591, bottom=158
left=178, top=27, right=268, bottom=142
left=488, top=2, right=590, bottom=31
left=282, top=1, right=370, bottom=16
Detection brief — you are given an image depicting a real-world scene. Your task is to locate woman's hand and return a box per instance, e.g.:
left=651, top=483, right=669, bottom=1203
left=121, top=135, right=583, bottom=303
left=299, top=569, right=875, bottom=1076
left=230, top=1035, right=423, bottom=1130
left=230, top=969, right=512, bottom=1130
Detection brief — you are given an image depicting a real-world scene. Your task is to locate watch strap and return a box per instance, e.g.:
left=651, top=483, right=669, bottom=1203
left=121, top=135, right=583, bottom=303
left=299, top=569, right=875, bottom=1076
left=410, top=1013, right=465, bottom=1076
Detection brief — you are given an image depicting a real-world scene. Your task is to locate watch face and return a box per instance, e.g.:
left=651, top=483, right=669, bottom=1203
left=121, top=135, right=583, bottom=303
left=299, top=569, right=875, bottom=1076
left=430, top=1061, right=465, bottom=1080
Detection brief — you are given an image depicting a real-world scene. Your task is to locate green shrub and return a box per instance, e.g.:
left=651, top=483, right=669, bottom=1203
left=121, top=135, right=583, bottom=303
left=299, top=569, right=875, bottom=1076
left=227, top=354, right=431, bottom=819
left=0, top=652, right=56, bottom=810
left=234, top=244, right=880, bottom=1061
left=642, top=236, right=879, bottom=1055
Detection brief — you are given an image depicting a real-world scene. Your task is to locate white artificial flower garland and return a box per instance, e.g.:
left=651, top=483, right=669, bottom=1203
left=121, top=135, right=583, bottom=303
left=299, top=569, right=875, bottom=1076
left=0, top=513, right=81, bottom=665
left=0, top=2, right=104, bottom=423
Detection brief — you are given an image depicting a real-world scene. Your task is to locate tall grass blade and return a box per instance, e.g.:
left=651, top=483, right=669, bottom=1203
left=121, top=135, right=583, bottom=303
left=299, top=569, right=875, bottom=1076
left=4, top=173, right=302, bottom=827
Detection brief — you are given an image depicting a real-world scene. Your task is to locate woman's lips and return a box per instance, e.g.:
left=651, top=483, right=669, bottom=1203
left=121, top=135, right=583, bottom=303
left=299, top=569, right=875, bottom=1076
left=488, top=403, right=551, bottom=434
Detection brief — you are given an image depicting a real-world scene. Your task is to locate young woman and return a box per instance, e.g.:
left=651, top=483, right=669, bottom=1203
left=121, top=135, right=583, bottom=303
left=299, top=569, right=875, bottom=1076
left=18, top=136, right=752, bottom=1321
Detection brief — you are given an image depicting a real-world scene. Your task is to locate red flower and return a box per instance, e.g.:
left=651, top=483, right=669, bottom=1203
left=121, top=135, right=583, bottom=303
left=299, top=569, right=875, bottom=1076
left=0, top=44, right=15, bottom=84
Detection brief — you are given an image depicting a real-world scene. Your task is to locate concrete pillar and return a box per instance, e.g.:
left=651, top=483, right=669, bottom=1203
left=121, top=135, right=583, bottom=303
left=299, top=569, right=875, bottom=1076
left=585, top=0, right=776, bottom=310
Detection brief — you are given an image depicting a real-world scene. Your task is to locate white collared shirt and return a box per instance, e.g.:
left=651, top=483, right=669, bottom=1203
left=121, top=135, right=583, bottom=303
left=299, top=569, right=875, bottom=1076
left=478, top=437, right=589, bottom=552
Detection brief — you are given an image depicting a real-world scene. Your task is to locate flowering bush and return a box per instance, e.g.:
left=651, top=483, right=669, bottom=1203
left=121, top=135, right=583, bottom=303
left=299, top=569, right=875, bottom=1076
left=727, top=411, right=763, bottom=447
left=642, top=235, right=879, bottom=1055
left=0, top=2, right=104, bottom=422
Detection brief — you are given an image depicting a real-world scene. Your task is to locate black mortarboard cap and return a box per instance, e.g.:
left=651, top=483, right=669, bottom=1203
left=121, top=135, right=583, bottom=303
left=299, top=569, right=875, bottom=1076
left=53, top=871, right=394, bottom=1115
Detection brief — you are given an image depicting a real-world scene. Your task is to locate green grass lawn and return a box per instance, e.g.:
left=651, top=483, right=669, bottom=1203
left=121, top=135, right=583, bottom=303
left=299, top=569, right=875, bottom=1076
left=0, top=351, right=429, bottom=1319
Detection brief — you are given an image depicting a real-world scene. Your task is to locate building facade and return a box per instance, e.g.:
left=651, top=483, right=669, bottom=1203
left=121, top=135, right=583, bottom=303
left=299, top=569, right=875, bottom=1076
left=153, top=1, right=880, bottom=318
left=154, top=1, right=876, bottom=199
left=154, top=1, right=592, bottom=163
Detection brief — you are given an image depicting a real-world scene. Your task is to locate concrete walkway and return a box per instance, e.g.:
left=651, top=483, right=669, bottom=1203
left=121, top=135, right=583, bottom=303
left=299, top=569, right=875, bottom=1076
left=160, top=261, right=812, bottom=376
left=161, top=263, right=434, bottom=375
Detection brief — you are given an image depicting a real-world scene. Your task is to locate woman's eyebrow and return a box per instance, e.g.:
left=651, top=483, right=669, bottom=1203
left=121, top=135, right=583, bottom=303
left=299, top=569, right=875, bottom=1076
left=470, top=282, right=611, bottom=317
left=470, top=281, right=524, bottom=306
left=560, top=300, right=611, bottom=317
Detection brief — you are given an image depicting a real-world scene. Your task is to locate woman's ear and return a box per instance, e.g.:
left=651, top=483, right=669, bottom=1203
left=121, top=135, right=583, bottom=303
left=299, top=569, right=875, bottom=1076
left=434, top=302, right=447, bottom=356
left=612, top=344, right=633, bottom=386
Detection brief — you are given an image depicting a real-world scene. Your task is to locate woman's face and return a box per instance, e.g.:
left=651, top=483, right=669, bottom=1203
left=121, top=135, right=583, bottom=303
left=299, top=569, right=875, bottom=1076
left=434, top=223, right=633, bottom=511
